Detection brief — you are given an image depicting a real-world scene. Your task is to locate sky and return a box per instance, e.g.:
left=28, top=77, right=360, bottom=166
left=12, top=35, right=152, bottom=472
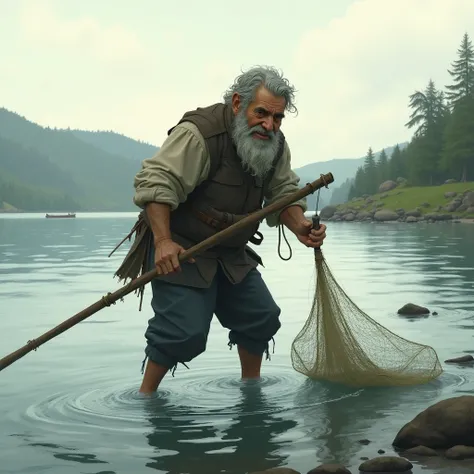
left=1, top=0, right=474, bottom=168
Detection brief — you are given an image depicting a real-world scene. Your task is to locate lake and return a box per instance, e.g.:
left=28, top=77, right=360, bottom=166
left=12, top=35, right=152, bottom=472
left=1, top=212, right=474, bottom=474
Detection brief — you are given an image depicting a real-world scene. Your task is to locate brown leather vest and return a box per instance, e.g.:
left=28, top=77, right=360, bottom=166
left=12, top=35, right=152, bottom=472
left=156, top=102, right=286, bottom=287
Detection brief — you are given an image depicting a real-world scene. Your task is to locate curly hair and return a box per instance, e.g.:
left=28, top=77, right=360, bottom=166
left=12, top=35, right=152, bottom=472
left=222, top=65, right=298, bottom=115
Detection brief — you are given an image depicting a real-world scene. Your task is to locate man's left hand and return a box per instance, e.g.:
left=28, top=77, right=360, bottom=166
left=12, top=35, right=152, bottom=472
left=294, top=219, right=327, bottom=248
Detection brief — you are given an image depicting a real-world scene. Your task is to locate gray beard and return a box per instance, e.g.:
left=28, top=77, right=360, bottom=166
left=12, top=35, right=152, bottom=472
left=231, top=110, right=281, bottom=178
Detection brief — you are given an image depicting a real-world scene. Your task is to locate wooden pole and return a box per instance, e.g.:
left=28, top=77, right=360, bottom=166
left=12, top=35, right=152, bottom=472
left=0, top=172, right=334, bottom=372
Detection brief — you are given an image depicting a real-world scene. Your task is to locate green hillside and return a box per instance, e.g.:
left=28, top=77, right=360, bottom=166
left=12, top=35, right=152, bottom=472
left=0, top=108, right=155, bottom=211
left=70, top=129, right=158, bottom=162
left=321, top=180, right=474, bottom=223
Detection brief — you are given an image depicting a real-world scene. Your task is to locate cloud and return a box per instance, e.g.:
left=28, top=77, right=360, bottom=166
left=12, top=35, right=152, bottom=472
left=18, top=1, right=145, bottom=64
left=287, top=0, right=474, bottom=164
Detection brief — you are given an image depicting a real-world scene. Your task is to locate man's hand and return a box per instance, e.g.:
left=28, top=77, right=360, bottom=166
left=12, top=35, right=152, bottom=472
left=279, top=206, right=327, bottom=248
left=154, top=238, right=195, bottom=275
left=293, top=219, right=327, bottom=248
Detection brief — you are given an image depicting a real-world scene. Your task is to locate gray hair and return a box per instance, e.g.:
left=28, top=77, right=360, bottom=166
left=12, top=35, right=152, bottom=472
left=222, top=65, right=298, bottom=115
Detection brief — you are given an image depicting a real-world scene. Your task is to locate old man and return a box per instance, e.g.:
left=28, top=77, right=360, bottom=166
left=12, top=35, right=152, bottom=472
left=132, top=66, right=327, bottom=393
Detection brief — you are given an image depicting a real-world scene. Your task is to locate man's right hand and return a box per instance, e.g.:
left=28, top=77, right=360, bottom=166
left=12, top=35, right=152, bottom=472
left=154, top=238, right=195, bottom=275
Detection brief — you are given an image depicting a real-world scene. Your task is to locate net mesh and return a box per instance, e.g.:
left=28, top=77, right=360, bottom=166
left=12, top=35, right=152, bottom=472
left=291, top=251, right=443, bottom=387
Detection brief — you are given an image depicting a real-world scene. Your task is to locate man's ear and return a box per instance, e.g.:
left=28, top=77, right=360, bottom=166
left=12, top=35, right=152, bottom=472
left=231, top=92, right=241, bottom=115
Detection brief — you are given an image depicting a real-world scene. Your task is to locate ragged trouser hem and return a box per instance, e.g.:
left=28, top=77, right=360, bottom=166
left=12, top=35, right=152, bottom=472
left=141, top=335, right=277, bottom=378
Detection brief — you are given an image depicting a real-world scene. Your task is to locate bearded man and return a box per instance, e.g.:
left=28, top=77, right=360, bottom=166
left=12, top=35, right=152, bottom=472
left=132, top=66, right=327, bottom=394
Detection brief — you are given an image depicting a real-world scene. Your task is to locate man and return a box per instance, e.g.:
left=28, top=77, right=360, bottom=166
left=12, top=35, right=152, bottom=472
left=132, top=66, right=327, bottom=394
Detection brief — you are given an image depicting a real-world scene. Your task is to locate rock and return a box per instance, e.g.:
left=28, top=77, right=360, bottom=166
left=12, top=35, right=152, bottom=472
left=320, top=206, right=337, bottom=220
left=444, top=199, right=462, bottom=212
left=432, top=311, right=438, bottom=315
left=375, top=202, right=384, bottom=208
left=359, top=439, right=371, bottom=445
left=423, top=213, right=453, bottom=221
left=406, top=216, right=418, bottom=223
left=445, top=355, right=474, bottom=363
left=307, top=464, right=351, bottom=474
left=380, top=193, right=389, bottom=199
left=397, top=177, right=407, bottom=185
left=405, top=209, right=421, bottom=218
left=404, top=446, right=438, bottom=456
left=377, top=449, right=385, bottom=454
left=378, top=180, right=398, bottom=193
left=467, top=206, right=474, bottom=214
left=445, top=179, right=457, bottom=184
left=250, top=469, right=301, bottom=474
left=463, top=192, right=474, bottom=207
left=397, top=303, right=430, bottom=315
left=344, top=213, right=355, bottom=221
left=445, top=191, right=458, bottom=198
left=374, top=210, right=399, bottom=222
left=421, top=202, right=430, bottom=208
left=393, top=395, right=474, bottom=449
left=445, top=445, right=474, bottom=460
left=359, top=456, right=412, bottom=472
left=357, top=211, right=372, bottom=220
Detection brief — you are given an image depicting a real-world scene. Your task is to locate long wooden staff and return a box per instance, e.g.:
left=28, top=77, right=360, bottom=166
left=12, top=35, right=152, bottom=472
left=0, top=172, right=334, bottom=372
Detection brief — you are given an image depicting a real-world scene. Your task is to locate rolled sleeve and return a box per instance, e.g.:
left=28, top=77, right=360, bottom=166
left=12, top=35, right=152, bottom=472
left=133, top=122, right=210, bottom=211
left=264, top=141, right=307, bottom=227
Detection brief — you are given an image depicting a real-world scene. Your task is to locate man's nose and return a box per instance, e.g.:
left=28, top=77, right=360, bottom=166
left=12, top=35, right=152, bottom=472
left=261, top=116, right=274, bottom=131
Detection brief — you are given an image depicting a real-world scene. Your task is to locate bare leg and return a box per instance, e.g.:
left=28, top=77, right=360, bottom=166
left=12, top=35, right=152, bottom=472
left=139, top=359, right=168, bottom=394
left=238, top=345, right=262, bottom=379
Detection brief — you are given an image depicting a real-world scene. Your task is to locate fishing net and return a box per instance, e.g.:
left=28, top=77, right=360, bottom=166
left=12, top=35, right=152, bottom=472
left=290, top=216, right=443, bottom=387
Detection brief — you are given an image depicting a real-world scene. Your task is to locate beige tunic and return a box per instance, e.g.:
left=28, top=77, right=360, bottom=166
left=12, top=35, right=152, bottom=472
left=133, top=121, right=307, bottom=227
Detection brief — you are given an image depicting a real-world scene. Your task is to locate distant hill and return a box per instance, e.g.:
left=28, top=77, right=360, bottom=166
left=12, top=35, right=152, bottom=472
left=69, top=129, right=158, bottom=162
left=0, top=108, right=157, bottom=211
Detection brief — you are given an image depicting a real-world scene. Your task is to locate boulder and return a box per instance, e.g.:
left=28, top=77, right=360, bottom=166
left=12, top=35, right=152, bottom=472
left=378, top=180, right=398, bottom=193
left=444, top=355, right=474, bottom=363
left=320, top=206, right=337, bottom=220
left=444, top=199, right=462, bottom=212
left=358, top=456, right=412, bottom=472
left=463, top=192, right=474, bottom=207
left=405, top=209, right=421, bottom=218
left=445, top=179, right=457, bottom=184
left=374, top=210, right=399, bottom=222
left=344, top=213, right=355, bottom=221
left=406, top=216, right=418, bottom=223
left=445, top=445, right=474, bottom=460
left=444, top=191, right=458, bottom=198
left=397, top=303, right=430, bottom=315
left=393, top=395, right=474, bottom=449
left=307, top=464, right=351, bottom=474
left=467, top=206, right=474, bottom=214
left=404, top=446, right=438, bottom=456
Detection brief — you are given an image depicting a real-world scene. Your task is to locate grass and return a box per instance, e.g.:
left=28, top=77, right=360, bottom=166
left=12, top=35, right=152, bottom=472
left=336, top=181, right=474, bottom=217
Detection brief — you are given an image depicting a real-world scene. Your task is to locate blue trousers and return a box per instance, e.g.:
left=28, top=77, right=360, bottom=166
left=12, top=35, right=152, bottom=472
left=143, top=264, right=281, bottom=374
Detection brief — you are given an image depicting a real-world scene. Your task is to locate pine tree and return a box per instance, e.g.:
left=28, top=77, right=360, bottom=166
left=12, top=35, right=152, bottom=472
left=376, top=149, right=389, bottom=184
left=442, top=32, right=474, bottom=182
left=363, top=147, right=377, bottom=194
left=445, top=32, right=474, bottom=107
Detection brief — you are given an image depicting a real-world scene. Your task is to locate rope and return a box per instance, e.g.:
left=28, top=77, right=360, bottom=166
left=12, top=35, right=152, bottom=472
left=101, top=292, right=116, bottom=307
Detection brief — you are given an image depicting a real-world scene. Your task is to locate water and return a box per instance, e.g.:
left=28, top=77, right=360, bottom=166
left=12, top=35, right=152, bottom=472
left=1, top=212, right=474, bottom=474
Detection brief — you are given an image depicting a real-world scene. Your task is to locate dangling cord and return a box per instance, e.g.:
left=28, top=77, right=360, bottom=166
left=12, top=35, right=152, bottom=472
left=277, top=223, right=292, bottom=261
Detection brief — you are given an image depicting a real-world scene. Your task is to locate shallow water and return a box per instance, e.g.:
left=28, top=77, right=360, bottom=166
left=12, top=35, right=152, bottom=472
left=1, top=212, right=474, bottom=474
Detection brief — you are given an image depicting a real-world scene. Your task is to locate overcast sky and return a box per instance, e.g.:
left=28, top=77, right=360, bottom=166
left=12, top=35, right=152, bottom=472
left=1, top=0, right=474, bottom=168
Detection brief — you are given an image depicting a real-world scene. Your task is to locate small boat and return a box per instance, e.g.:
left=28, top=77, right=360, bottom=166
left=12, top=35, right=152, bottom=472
left=45, top=213, right=76, bottom=219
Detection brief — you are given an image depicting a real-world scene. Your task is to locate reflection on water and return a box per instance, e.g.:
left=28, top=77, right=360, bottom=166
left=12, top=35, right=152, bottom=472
left=1, top=213, right=474, bottom=474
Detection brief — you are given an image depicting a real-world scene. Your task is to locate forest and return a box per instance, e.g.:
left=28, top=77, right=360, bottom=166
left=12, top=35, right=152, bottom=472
left=347, top=32, right=474, bottom=201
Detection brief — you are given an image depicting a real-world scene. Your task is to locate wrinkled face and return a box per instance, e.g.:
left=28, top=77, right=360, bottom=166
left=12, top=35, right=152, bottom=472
left=231, top=86, right=286, bottom=178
